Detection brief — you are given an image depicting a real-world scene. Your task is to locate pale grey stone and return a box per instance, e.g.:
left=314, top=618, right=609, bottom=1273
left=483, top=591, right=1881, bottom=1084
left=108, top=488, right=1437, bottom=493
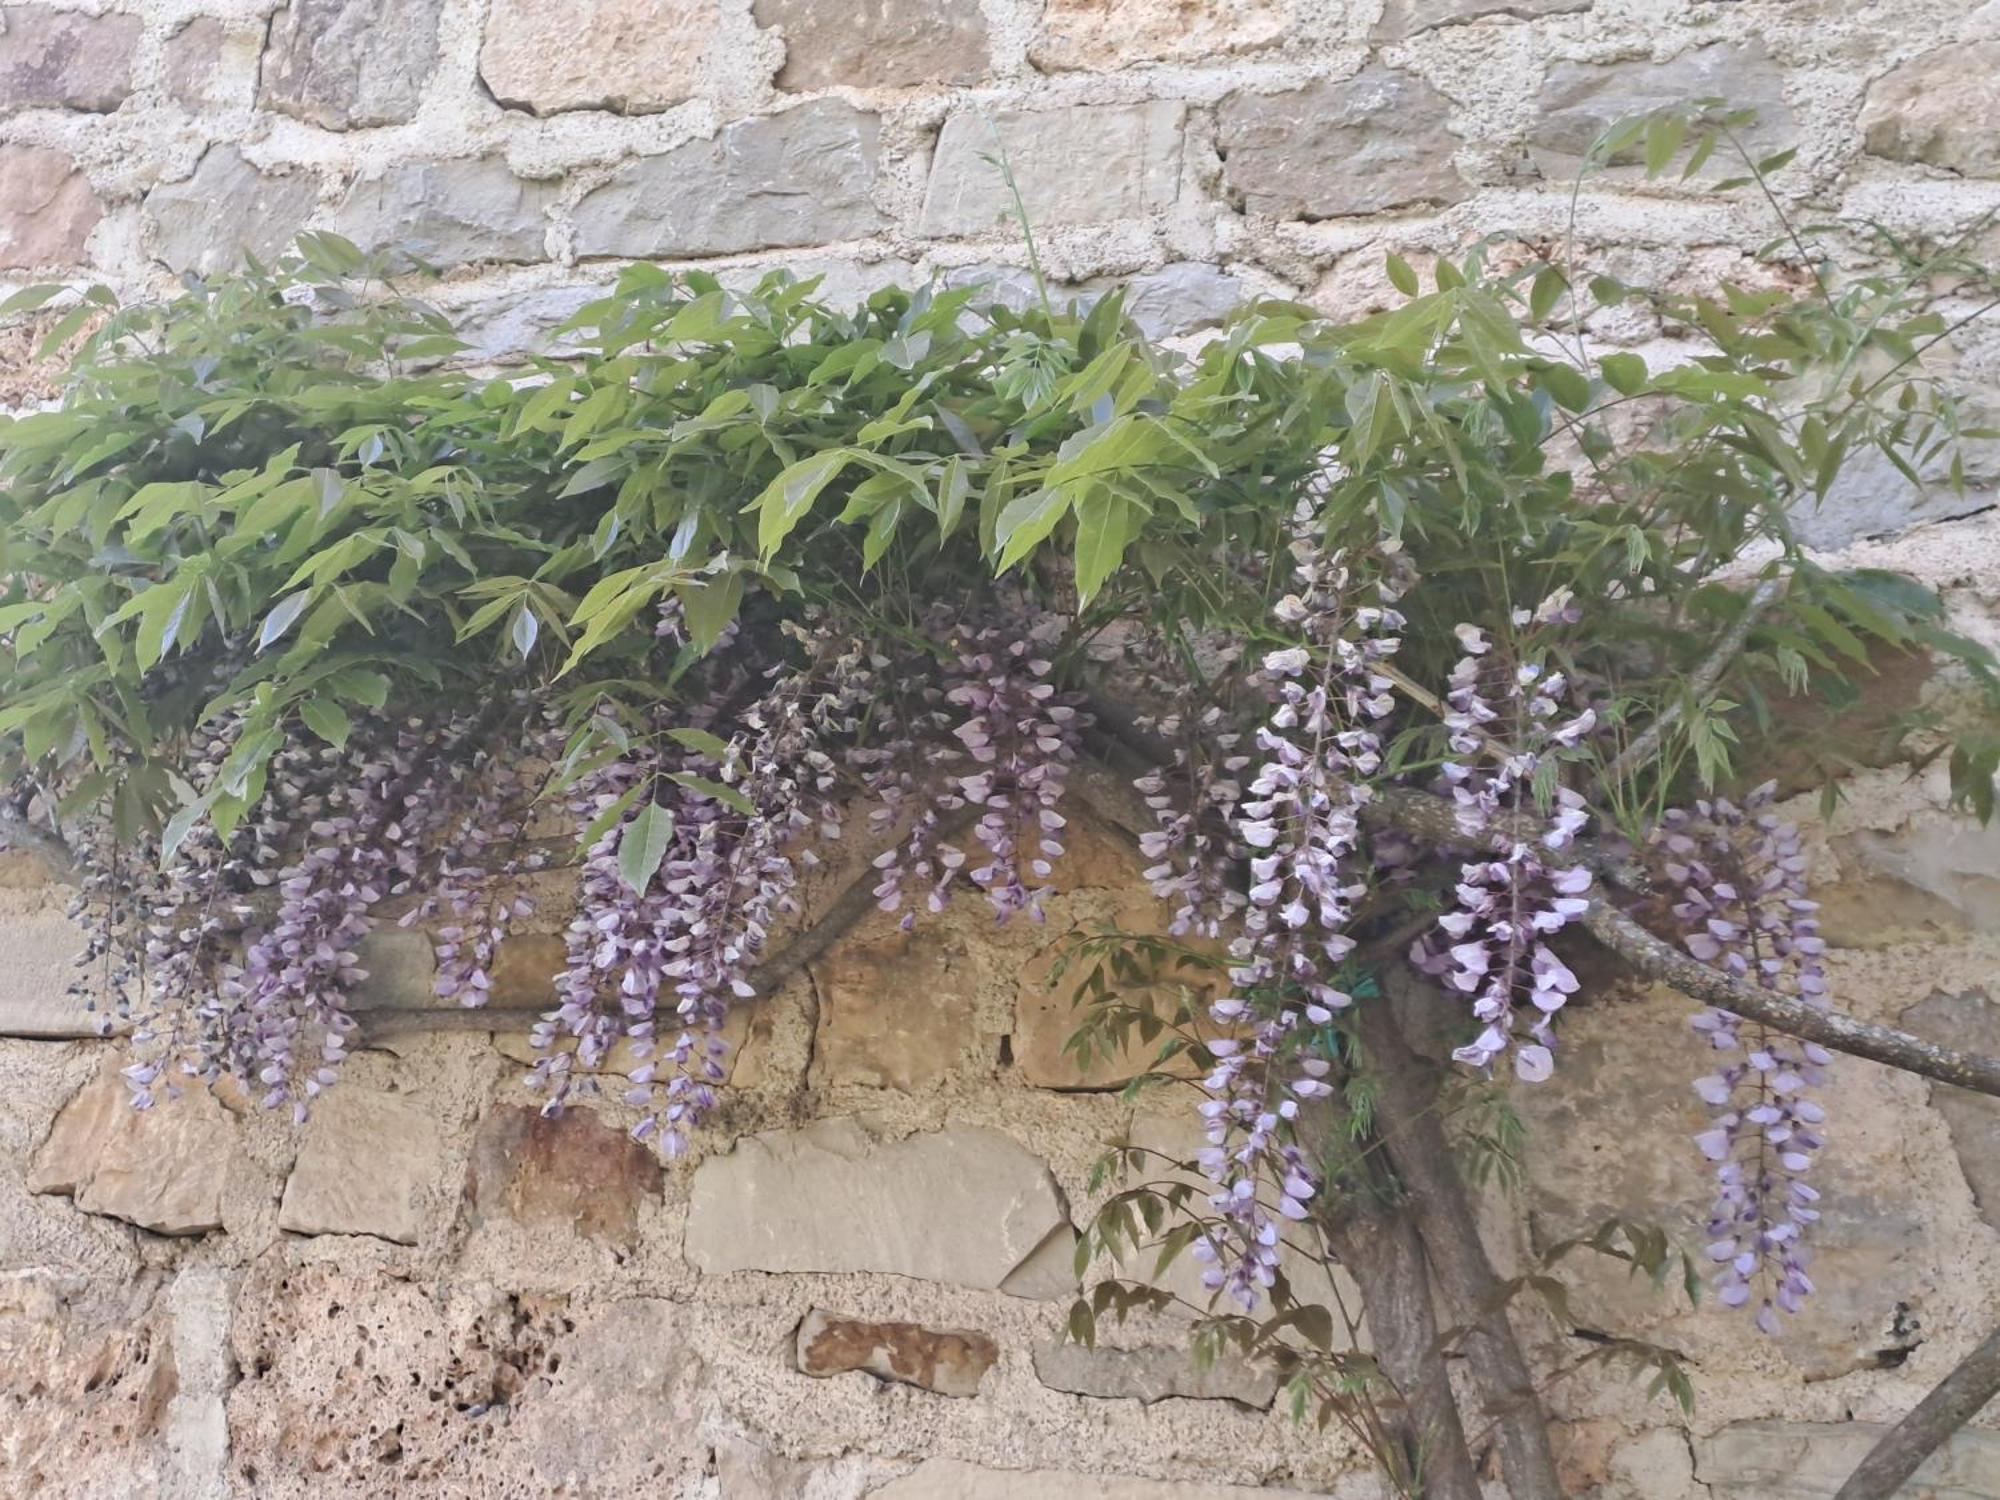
left=1837, top=815, right=2000, bottom=930
left=1697, top=1418, right=2000, bottom=1498
left=1902, top=989, right=2000, bottom=1233
left=1529, top=41, right=1795, bottom=178
left=451, top=285, right=598, bottom=363
left=1031, top=1339, right=1278, bottom=1407
left=870, top=1460, right=1324, bottom=1499
left=1374, top=0, right=1590, bottom=43
left=350, top=927, right=440, bottom=1010
left=0, top=899, right=97, bottom=1037
left=480, top=0, right=709, bottom=117
left=146, top=147, right=319, bottom=277
left=1123, top=262, right=1248, bottom=338
left=921, top=102, right=1184, bottom=237
left=1790, top=433, right=2000, bottom=547
left=1217, top=69, right=1467, bottom=219
left=684, top=1118, right=1075, bottom=1295
left=325, top=156, right=555, bottom=266
left=0, top=4, right=139, bottom=113
left=755, top=0, right=989, bottom=90
left=277, top=1085, right=439, bottom=1244
left=574, top=101, right=886, bottom=258
left=260, top=0, right=444, bottom=130
left=1861, top=42, right=2000, bottom=178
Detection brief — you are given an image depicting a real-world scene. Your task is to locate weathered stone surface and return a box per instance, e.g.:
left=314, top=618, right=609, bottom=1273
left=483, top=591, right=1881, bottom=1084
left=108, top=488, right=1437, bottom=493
left=0, top=893, right=97, bottom=1037
left=480, top=0, right=709, bottom=116
left=351, top=926, right=441, bottom=1009
left=685, top=1118, right=1074, bottom=1294
left=1697, top=1418, right=2000, bottom=1498
left=1374, top=0, right=1591, bottom=43
left=574, top=101, right=886, bottom=258
left=326, top=156, right=555, bottom=266
left=1792, top=438, right=2000, bottom=547
left=451, top=284, right=599, bottom=364
left=0, top=4, right=138, bottom=112
left=1015, top=913, right=1217, bottom=1090
left=1903, top=989, right=2000, bottom=1232
left=163, top=17, right=225, bottom=111
left=260, top=0, right=444, bottom=130
left=1031, top=1339, right=1278, bottom=1407
left=1030, top=0, right=1284, bottom=72
left=146, top=147, right=319, bottom=277
left=1861, top=43, right=2000, bottom=179
left=810, top=929, right=980, bottom=1089
left=797, top=1308, right=997, bottom=1396
left=1217, top=70, right=1467, bottom=219
left=922, top=102, right=1184, bottom=237
left=30, top=1065, right=236, bottom=1235
left=0, top=144, right=101, bottom=269
left=1835, top=813, right=2000, bottom=929
left=1530, top=42, right=1795, bottom=176
left=277, top=1085, right=439, bottom=1244
left=756, top=0, right=989, bottom=89
left=463, top=1103, right=662, bottom=1249
left=871, top=1461, right=1321, bottom=1498
left=1124, top=262, right=1249, bottom=338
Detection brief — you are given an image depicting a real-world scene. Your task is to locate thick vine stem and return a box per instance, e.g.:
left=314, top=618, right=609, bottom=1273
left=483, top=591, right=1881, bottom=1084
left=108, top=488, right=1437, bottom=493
left=1833, top=1325, right=2000, bottom=1500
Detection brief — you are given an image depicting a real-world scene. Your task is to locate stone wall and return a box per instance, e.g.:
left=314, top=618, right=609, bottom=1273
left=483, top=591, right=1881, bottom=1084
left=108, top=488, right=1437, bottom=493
left=6, top=1, right=2000, bottom=1497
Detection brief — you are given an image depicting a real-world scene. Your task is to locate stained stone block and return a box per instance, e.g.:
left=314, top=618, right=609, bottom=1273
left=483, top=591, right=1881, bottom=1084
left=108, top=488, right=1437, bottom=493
left=755, top=0, right=988, bottom=90
left=0, top=145, right=102, bottom=269
left=1529, top=41, right=1794, bottom=177
left=796, top=1308, right=998, bottom=1396
left=325, top=157, right=555, bottom=267
left=0, top=5, right=139, bottom=113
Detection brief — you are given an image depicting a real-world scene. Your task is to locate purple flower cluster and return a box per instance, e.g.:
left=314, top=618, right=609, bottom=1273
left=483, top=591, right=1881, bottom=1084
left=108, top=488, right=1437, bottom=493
left=1135, top=700, right=1249, bottom=941
left=1657, top=785, right=1831, bottom=1334
left=1418, top=602, right=1596, bottom=1083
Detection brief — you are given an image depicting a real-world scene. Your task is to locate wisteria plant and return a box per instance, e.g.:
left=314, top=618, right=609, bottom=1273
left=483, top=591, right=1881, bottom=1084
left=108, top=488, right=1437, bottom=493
left=5, top=110, right=2000, bottom=1500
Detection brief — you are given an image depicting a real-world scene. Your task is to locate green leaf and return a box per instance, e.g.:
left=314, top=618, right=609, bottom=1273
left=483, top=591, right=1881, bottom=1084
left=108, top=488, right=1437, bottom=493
left=666, top=772, right=755, bottom=816
left=299, top=698, right=352, bottom=748
left=1384, top=254, right=1420, bottom=297
left=510, top=603, right=540, bottom=659
left=0, top=283, right=66, bottom=318
left=1072, top=489, right=1144, bottom=605
left=993, top=487, right=1072, bottom=574
left=1529, top=266, right=1567, bottom=322
left=673, top=571, right=743, bottom=654
left=576, top=782, right=644, bottom=852
left=257, top=590, right=311, bottom=651
left=666, top=727, right=733, bottom=760
left=1600, top=352, right=1648, bottom=396
left=750, top=448, right=855, bottom=558
left=617, top=800, right=676, bottom=894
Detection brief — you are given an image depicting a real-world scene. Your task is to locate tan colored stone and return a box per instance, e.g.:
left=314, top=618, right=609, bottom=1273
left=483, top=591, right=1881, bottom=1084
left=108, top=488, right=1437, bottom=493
left=1373, top=0, right=1590, bottom=42
left=921, top=102, right=1184, bottom=237
left=24, top=1065, right=122, bottom=1196
left=487, top=930, right=568, bottom=1005
left=163, top=17, right=225, bottom=111
left=870, top=1460, right=1323, bottom=1498
left=0, top=899, right=99, bottom=1038
left=756, top=0, right=988, bottom=89
left=1861, top=42, right=2000, bottom=178
left=1697, top=1418, right=2000, bottom=1498
left=1031, top=1338, right=1277, bottom=1407
left=260, top=0, right=443, bottom=130
left=1030, top=0, right=1284, bottom=72
left=1217, top=69, right=1467, bottom=220
left=31, top=1064, right=236, bottom=1235
left=480, top=0, right=712, bottom=117
left=463, top=1103, right=663, bottom=1249
left=0, top=4, right=139, bottom=112
left=277, top=1085, right=440, bottom=1245
left=1833, top=813, right=2000, bottom=930
left=1902, top=988, right=2000, bottom=1233
left=796, top=1308, right=997, bottom=1396
left=810, top=928, right=980, bottom=1089
left=685, top=1118, right=1075, bottom=1295
left=0, top=145, right=102, bottom=269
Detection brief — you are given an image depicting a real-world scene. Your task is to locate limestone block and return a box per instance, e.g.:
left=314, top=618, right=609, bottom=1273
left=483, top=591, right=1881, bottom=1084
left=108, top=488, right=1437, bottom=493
left=462, top=1103, right=663, bottom=1249
left=870, top=1460, right=1323, bottom=1498
left=1124, top=262, right=1249, bottom=339
left=0, top=888, right=97, bottom=1037
left=260, top=0, right=444, bottom=130
left=0, top=144, right=102, bottom=269
left=1374, top=0, right=1590, bottom=43
left=809, top=928, right=981, bottom=1089
left=796, top=1308, right=998, bottom=1396
left=1529, top=42, right=1795, bottom=177
left=1835, top=813, right=2000, bottom=930
left=1902, top=988, right=2000, bottom=1233
left=574, top=101, right=887, bottom=258
left=1216, top=69, right=1468, bottom=220
left=1030, top=0, right=1284, bottom=72
left=350, top=926, right=442, bottom=1009
left=29, top=1065, right=235, bottom=1235
left=1031, top=1338, right=1278, bottom=1407
left=684, top=1117, right=1075, bottom=1295
left=1861, top=43, right=2000, bottom=178
left=277, top=1085, right=440, bottom=1244
left=163, top=17, right=225, bottom=111
left=0, top=4, right=138, bottom=113
left=480, top=0, right=711, bottom=116
left=325, top=156, right=555, bottom=267
left=1696, top=1418, right=2000, bottom=1498
left=921, top=102, right=1185, bottom=237
left=450, top=285, right=599, bottom=364
left=146, top=148, right=320, bottom=277
left=755, top=0, right=989, bottom=90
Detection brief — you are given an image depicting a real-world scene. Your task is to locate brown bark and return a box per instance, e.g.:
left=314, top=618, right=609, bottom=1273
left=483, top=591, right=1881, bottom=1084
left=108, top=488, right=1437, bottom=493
left=1834, top=1325, right=2000, bottom=1500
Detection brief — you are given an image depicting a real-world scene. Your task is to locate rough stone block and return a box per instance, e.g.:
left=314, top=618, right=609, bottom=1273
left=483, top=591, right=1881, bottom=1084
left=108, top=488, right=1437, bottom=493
left=573, top=100, right=886, bottom=258
left=685, top=1117, right=1074, bottom=1294
left=29, top=1063, right=236, bottom=1235
left=0, top=890, right=97, bottom=1037
left=277, top=1085, right=439, bottom=1245
left=260, top=0, right=444, bottom=130
left=870, top=1460, right=1324, bottom=1498
left=810, top=928, right=980, bottom=1089
left=462, top=1103, right=663, bottom=1249
left=1124, top=262, right=1249, bottom=338
left=1030, top=0, right=1284, bottom=72
left=755, top=0, right=988, bottom=89
left=162, top=17, right=225, bottom=111
left=1373, top=0, right=1590, bottom=43
left=1861, top=42, right=2000, bottom=178
left=480, top=0, right=711, bottom=116
left=922, top=102, right=1184, bottom=237
left=325, top=156, right=555, bottom=267
left=0, top=4, right=138, bottom=113
left=1836, top=813, right=2000, bottom=930
left=1529, top=41, right=1795, bottom=177
left=1697, top=1418, right=2000, bottom=1498
left=0, top=144, right=101, bottom=269
left=146, top=147, right=319, bottom=277
left=1031, top=1338, right=1278, bottom=1407
left=796, top=1308, right=998, bottom=1396
left=1902, top=988, right=2000, bottom=1233
left=1217, top=69, right=1467, bottom=220
left=350, top=926, right=442, bottom=1009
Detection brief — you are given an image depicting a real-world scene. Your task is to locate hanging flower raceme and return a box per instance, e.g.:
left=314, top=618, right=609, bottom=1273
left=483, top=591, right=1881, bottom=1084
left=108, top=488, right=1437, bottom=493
left=1657, top=785, right=1831, bottom=1334
left=1135, top=687, right=1250, bottom=942
left=1416, top=597, right=1596, bottom=1083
